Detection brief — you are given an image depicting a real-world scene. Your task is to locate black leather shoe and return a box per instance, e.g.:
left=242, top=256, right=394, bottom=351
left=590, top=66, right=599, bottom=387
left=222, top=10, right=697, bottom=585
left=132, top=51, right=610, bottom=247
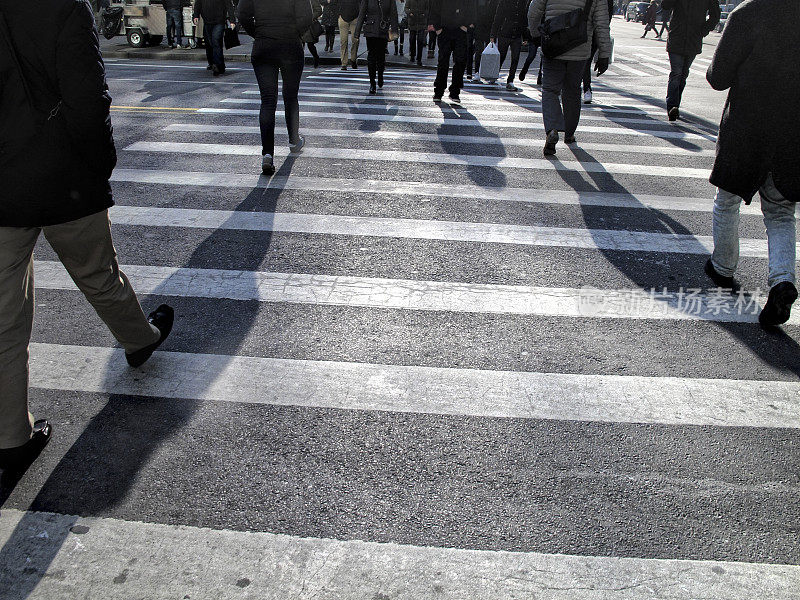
left=704, top=258, right=738, bottom=291
left=125, top=304, right=175, bottom=368
left=0, top=420, right=51, bottom=472
left=759, top=281, right=798, bottom=328
left=668, top=107, right=679, bottom=121
left=369, top=83, right=377, bottom=95
left=564, top=134, right=576, bottom=144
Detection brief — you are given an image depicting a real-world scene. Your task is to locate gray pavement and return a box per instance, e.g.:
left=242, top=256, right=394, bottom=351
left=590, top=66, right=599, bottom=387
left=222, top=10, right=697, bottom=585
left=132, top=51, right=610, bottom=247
left=2, top=16, right=799, bottom=600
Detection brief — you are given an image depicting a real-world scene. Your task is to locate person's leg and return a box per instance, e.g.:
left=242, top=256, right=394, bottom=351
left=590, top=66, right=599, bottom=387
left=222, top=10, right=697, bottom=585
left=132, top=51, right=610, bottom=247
left=307, top=42, right=319, bottom=67
left=42, top=211, right=160, bottom=354
left=541, top=57, right=567, bottom=133
left=433, top=30, right=452, bottom=97
left=280, top=42, right=305, bottom=145
left=498, top=36, right=511, bottom=67
left=710, top=187, right=742, bottom=278
left=760, top=174, right=798, bottom=288
left=377, top=38, right=387, bottom=85
left=367, top=37, right=379, bottom=86
left=416, top=30, right=425, bottom=63
left=428, top=30, right=436, bottom=58
left=677, top=53, right=695, bottom=104
left=349, top=19, right=360, bottom=65
left=507, top=36, right=522, bottom=84
left=212, top=23, right=225, bottom=71
left=474, top=39, right=485, bottom=75
left=409, top=29, right=417, bottom=59
left=204, top=23, right=214, bottom=66
left=450, top=29, right=468, bottom=96
left=173, top=9, right=184, bottom=46
left=519, top=42, right=536, bottom=80
left=562, top=59, right=584, bottom=137
left=339, top=17, right=350, bottom=66
left=0, top=226, right=40, bottom=449
left=166, top=10, right=175, bottom=46
left=251, top=42, right=280, bottom=157
left=466, top=29, right=474, bottom=77
left=666, top=52, right=687, bottom=109
left=399, top=27, right=404, bottom=54
left=583, top=44, right=597, bottom=93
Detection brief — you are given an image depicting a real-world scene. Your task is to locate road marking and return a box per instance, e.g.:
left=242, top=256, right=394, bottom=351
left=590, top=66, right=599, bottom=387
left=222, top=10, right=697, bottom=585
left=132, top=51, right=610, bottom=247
left=111, top=168, right=762, bottom=215
left=125, top=141, right=714, bottom=179
left=5, top=510, right=799, bottom=599
left=28, top=343, right=800, bottom=427
left=164, top=123, right=716, bottom=155
left=612, top=62, right=653, bottom=77
left=105, top=62, right=244, bottom=71
left=34, top=261, right=791, bottom=324
left=632, top=55, right=672, bottom=75
left=111, top=105, right=200, bottom=112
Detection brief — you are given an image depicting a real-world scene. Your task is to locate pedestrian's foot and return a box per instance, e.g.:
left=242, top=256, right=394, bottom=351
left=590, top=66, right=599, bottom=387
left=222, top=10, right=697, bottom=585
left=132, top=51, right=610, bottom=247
left=449, top=93, right=461, bottom=105
left=211, top=64, right=221, bottom=76
left=350, top=60, right=358, bottom=69
left=668, top=107, right=680, bottom=121
left=583, top=90, right=592, bottom=104
left=125, top=304, right=175, bottom=368
left=433, top=93, right=443, bottom=103
left=409, top=56, right=415, bottom=62
left=506, top=82, right=520, bottom=91
left=313, top=57, right=320, bottom=68
left=171, top=44, right=177, bottom=49
left=543, top=130, right=559, bottom=156
left=289, top=135, right=306, bottom=154
left=341, top=64, right=348, bottom=70
left=261, top=154, right=275, bottom=175
left=564, top=134, right=576, bottom=144
left=417, top=60, right=423, bottom=66
left=369, top=83, right=377, bottom=95
left=377, top=74, right=384, bottom=88
left=400, top=49, right=404, bottom=56
left=207, top=64, right=213, bottom=70
left=704, top=258, right=738, bottom=291
left=760, top=281, right=798, bottom=328
left=0, top=420, right=52, bottom=472
left=394, top=48, right=398, bottom=55
left=519, top=68, right=528, bottom=81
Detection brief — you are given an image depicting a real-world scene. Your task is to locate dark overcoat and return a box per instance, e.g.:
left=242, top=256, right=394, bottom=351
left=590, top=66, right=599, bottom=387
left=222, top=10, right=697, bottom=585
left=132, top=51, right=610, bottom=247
left=660, top=0, right=719, bottom=56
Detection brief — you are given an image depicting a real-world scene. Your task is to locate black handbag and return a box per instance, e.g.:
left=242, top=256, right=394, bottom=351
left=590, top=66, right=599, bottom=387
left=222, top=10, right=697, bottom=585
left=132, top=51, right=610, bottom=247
left=223, top=26, right=240, bottom=49
left=309, top=19, right=324, bottom=40
left=538, top=0, right=595, bottom=59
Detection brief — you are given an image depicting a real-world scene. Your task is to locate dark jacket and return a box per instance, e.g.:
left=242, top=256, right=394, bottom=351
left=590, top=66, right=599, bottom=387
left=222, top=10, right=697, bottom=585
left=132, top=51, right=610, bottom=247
left=644, top=2, right=657, bottom=25
left=355, top=0, right=399, bottom=38
left=237, top=0, right=313, bottom=40
left=339, top=0, right=360, bottom=20
left=301, top=0, right=323, bottom=42
left=1, top=0, right=115, bottom=227
left=193, top=0, right=235, bottom=24
left=429, top=0, right=477, bottom=30
left=707, top=0, right=800, bottom=204
left=162, top=0, right=185, bottom=11
left=660, top=0, right=719, bottom=56
left=491, top=0, right=527, bottom=38
left=405, top=0, right=428, bottom=29
left=321, top=0, right=340, bottom=26
left=474, top=0, right=499, bottom=41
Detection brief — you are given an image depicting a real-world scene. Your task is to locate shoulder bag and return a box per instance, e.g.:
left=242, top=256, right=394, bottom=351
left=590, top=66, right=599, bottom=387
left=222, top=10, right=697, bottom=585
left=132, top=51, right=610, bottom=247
left=538, top=0, right=595, bottom=59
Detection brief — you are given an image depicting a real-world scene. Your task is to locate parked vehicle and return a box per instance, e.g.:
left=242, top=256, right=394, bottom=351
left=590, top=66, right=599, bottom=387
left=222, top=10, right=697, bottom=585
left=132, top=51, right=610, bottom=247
left=104, top=0, right=203, bottom=48
left=625, top=1, right=648, bottom=22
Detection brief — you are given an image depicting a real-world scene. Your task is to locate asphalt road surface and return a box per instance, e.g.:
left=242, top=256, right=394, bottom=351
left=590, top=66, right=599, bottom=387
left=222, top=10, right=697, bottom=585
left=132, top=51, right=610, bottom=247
left=2, top=17, right=799, bottom=600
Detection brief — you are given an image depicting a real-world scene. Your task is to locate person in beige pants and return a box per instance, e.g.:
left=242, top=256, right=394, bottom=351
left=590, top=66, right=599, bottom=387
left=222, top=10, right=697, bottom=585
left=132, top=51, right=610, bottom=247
left=0, top=0, right=174, bottom=471
left=339, top=15, right=361, bottom=67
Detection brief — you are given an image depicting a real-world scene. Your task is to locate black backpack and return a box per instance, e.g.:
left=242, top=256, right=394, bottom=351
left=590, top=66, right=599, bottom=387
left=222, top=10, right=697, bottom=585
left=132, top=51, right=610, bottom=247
left=538, top=0, right=595, bottom=58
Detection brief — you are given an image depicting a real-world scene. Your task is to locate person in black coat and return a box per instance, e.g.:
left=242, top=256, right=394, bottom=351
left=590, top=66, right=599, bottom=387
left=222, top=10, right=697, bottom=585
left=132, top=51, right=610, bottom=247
left=0, top=0, right=174, bottom=467
left=659, top=0, right=719, bottom=120
left=490, top=0, right=529, bottom=90
left=429, top=0, right=478, bottom=103
left=238, top=0, right=314, bottom=175
left=355, top=0, right=400, bottom=94
left=321, top=0, right=340, bottom=52
left=705, top=0, right=800, bottom=327
left=471, top=0, right=499, bottom=80
left=193, top=0, right=236, bottom=75
left=163, top=0, right=188, bottom=48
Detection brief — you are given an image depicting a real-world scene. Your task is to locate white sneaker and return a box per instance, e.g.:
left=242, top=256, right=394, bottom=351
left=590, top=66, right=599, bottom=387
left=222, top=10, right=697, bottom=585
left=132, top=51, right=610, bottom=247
left=583, top=90, right=592, bottom=104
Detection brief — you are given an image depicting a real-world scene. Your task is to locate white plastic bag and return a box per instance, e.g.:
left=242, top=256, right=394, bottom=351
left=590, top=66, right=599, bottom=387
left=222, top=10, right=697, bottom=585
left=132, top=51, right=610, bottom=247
left=479, top=41, right=501, bottom=82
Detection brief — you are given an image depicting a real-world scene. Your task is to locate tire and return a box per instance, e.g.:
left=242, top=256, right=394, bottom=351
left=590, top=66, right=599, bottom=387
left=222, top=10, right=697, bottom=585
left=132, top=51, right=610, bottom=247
left=127, top=29, right=146, bottom=48
left=149, top=35, right=163, bottom=46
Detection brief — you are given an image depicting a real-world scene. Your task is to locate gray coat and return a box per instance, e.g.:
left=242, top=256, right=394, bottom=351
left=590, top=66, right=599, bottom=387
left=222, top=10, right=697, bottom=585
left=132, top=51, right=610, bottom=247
left=707, top=0, right=800, bottom=203
left=527, top=0, right=612, bottom=60
left=355, top=0, right=399, bottom=38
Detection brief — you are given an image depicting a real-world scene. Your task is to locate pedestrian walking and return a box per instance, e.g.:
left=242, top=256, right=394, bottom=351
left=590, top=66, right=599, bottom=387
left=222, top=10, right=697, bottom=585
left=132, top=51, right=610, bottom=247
left=640, top=0, right=658, bottom=38
left=656, top=7, right=669, bottom=39
left=0, top=0, right=174, bottom=471
left=338, top=0, right=362, bottom=69
left=705, top=0, right=800, bottom=327
left=581, top=0, right=614, bottom=103
left=322, top=0, right=340, bottom=52
left=659, top=0, right=719, bottom=121
left=237, top=0, right=313, bottom=175
left=192, top=0, right=236, bottom=75
left=394, top=0, right=406, bottom=54
left=163, top=0, right=188, bottom=48
left=302, top=0, right=324, bottom=68
left=405, top=0, right=429, bottom=66
left=356, top=0, right=400, bottom=94
left=469, top=0, right=498, bottom=81
left=429, top=0, right=478, bottom=104
left=427, top=24, right=437, bottom=58
left=490, top=0, right=530, bottom=91
left=518, top=26, right=540, bottom=82
left=528, top=0, right=612, bottom=155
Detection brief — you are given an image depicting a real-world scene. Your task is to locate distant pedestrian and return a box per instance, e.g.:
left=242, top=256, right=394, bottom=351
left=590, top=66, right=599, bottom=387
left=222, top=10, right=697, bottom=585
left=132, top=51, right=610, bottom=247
left=640, top=0, right=658, bottom=37
left=237, top=0, right=313, bottom=175
left=163, top=0, right=188, bottom=48
left=656, top=7, right=670, bottom=39
left=490, top=0, right=529, bottom=91
left=582, top=0, right=614, bottom=103
left=192, top=0, right=236, bottom=75
left=528, top=0, right=612, bottom=155
left=394, top=0, right=406, bottom=55
left=405, top=0, right=429, bottom=66
left=302, top=0, right=324, bottom=68
left=322, top=0, right=340, bottom=52
left=0, top=0, right=174, bottom=471
left=705, top=0, right=800, bottom=327
left=517, top=27, right=540, bottom=82
left=659, top=0, right=719, bottom=121
left=429, top=0, right=477, bottom=104
left=469, top=0, right=498, bottom=81
left=356, top=0, right=399, bottom=94
left=339, top=0, right=362, bottom=69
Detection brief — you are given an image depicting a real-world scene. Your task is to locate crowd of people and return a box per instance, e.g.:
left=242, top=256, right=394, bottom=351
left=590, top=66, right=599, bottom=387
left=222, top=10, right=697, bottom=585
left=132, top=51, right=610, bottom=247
left=0, top=0, right=798, bottom=472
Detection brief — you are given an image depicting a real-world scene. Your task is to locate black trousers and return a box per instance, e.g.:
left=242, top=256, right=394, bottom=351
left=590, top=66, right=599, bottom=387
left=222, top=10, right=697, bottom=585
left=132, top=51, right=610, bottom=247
left=251, top=39, right=304, bottom=157
left=473, top=38, right=488, bottom=75
left=393, top=28, right=405, bottom=51
left=497, top=35, right=522, bottom=83
left=408, top=29, right=425, bottom=62
left=366, top=36, right=388, bottom=85
left=427, top=29, right=437, bottom=56
left=434, top=28, right=469, bottom=97
left=203, top=23, right=225, bottom=70
left=325, top=25, right=336, bottom=49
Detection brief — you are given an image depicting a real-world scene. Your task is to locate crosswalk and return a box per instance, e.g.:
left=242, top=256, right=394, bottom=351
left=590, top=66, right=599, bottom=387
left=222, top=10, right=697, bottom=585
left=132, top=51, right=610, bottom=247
left=4, top=59, right=800, bottom=599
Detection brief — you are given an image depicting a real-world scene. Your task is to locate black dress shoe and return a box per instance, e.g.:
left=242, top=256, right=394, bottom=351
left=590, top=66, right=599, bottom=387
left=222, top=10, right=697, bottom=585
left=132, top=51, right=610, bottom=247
left=0, top=420, right=51, bottom=472
left=377, top=72, right=384, bottom=88
left=759, top=281, right=798, bottom=327
left=125, top=304, right=175, bottom=367
left=704, top=258, right=738, bottom=291
left=369, top=83, right=377, bottom=95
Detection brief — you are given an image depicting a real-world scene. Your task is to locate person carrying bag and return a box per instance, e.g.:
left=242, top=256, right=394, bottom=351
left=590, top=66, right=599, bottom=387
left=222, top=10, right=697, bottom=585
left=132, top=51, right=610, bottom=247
left=355, top=0, right=399, bottom=94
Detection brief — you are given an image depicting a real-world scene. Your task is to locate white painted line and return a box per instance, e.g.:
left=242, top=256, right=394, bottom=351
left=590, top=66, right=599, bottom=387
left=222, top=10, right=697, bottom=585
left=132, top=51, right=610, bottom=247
left=111, top=168, right=762, bottom=215
left=164, top=123, right=716, bottom=155
left=34, top=261, right=791, bottom=324
left=612, top=62, right=653, bottom=77
left=5, top=510, right=799, bottom=599
left=196, top=107, right=717, bottom=140
left=28, top=343, right=800, bottom=427
left=633, top=54, right=673, bottom=75
left=125, top=141, right=713, bottom=179
left=105, top=62, right=244, bottom=72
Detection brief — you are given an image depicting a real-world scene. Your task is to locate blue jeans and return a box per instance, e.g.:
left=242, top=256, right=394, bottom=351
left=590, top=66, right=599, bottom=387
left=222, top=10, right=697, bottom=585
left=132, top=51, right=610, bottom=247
left=666, top=52, right=694, bottom=110
left=712, top=174, right=798, bottom=288
left=204, top=23, right=225, bottom=70
left=165, top=8, right=183, bottom=46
